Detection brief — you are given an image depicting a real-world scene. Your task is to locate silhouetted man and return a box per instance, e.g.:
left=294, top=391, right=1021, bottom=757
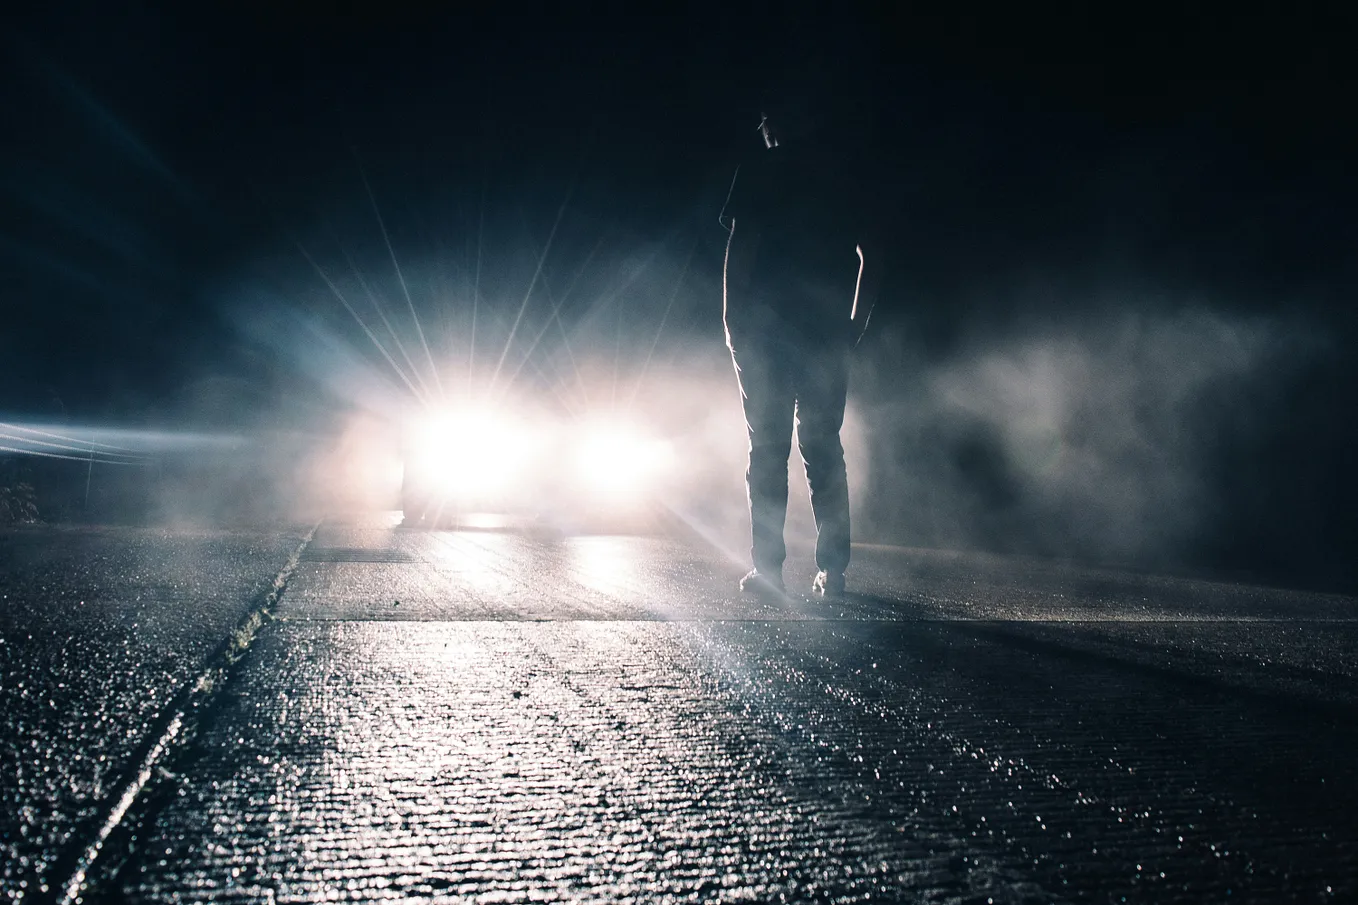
left=720, top=104, right=876, bottom=599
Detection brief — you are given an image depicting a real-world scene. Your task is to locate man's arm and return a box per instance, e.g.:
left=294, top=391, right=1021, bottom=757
left=851, top=236, right=883, bottom=346
left=718, top=164, right=741, bottom=232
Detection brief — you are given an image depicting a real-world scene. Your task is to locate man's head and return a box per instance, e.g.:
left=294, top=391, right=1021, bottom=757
left=757, top=111, right=780, bottom=150
left=755, top=86, right=830, bottom=149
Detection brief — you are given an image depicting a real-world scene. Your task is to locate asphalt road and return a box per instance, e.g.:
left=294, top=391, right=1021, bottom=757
left=0, top=523, right=311, bottom=902
left=3, top=515, right=1356, bottom=903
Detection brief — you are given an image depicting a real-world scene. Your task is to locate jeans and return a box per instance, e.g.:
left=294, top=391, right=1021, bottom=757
left=726, top=310, right=851, bottom=578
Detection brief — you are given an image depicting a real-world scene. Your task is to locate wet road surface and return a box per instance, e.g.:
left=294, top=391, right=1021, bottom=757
left=0, top=524, right=311, bottom=901
left=5, top=516, right=1357, bottom=903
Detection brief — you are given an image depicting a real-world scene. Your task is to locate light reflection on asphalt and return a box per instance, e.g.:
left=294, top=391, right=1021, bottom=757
left=566, top=536, right=640, bottom=598
left=6, top=516, right=1358, bottom=902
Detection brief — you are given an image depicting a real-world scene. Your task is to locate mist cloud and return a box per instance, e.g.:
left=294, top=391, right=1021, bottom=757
left=853, top=303, right=1328, bottom=571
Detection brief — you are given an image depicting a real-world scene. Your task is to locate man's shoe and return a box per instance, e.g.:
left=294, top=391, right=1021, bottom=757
left=812, top=570, right=846, bottom=599
left=740, top=569, right=785, bottom=596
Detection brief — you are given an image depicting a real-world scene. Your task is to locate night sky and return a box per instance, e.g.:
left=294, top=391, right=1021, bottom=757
left=4, top=2, right=1356, bottom=590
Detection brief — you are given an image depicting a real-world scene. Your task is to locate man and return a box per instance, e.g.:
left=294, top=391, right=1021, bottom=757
left=720, top=102, right=876, bottom=599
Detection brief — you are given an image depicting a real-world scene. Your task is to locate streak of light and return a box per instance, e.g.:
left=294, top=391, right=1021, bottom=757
left=628, top=238, right=695, bottom=411
left=518, top=349, right=585, bottom=421
left=34, top=52, right=187, bottom=195
left=334, top=231, right=431, bottom=400
left=540, top=233, right=606, bottom=402
left=0, top=421, right=142, bottom=453
left=500, top=235, right=605, bottom=411
left=556, top=316, right=589, bottom=412
left=15, top=173, right=154, bottom=267
left=548, top=246, right=666, bottom=416
left=554, top=235, right=605, bottom=314
left=0, top=424, right=152, bottom=465
left=613, top=264, right=624, bottom=407
left=355, top=148, right=444, bottom=400
left=551, top=237, right=604, bottom=410
left=1, top=422, right=244, bottom=454
left=599, top=247, right=666, bottom=409
left=658, top=499, right=749, bottom=571
left=469, top=173, right=487, bottom=401
left=0, top=421, right=252, bottom=475
left=295, top=241, right=430, bottom=407
left=0, top=234, right=117, bottom=299
left=0, top=437, right=146, bottom=464
left=0, top=444, right=148, bottom=465
left=489, top=183, right=574, bottom=396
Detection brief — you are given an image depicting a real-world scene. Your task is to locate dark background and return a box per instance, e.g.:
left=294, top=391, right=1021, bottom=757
left=3, top=1, right=1355, bottom=592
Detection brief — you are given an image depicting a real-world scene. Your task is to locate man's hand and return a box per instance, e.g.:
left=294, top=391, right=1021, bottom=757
left=851, top=242, right=879, bottom=347
left=851, top=245, right=865, bottom=322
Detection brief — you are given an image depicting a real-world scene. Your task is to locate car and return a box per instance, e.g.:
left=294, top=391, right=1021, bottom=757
left=399, top=399, right=675, bottom=534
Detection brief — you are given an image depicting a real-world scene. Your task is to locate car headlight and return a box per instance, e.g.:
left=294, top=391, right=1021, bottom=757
left=408, top=407, right=540, bottom=497
left=574, top=420, right=673, bottom=495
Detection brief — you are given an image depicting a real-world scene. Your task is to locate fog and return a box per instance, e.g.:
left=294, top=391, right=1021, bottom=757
left=132, top=217, right=1343, bottom=595
left=5, top=184, right=1351, bottom=592
left=852, top=303, right=1330, bottom=574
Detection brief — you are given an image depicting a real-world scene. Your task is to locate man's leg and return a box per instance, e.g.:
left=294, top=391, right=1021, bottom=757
left=730, top=334, right=795, bottom=583
left=795, top=340, right=851, bottom=582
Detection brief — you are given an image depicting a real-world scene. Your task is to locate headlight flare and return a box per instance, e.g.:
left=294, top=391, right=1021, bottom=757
left=573, top=422, right=674, bottom=496
left=403, top=404, right=675, bottom=526
left=406, top=408, right=545, bottom=499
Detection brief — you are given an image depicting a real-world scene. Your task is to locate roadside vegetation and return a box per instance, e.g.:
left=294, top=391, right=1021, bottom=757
left=0, top=461, right=39, bottom=524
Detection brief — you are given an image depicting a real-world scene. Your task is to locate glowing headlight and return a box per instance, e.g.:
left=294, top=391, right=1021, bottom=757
left=409, top=407, right=539, bottom=497
left=574, top=420, right=673, bottom=494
